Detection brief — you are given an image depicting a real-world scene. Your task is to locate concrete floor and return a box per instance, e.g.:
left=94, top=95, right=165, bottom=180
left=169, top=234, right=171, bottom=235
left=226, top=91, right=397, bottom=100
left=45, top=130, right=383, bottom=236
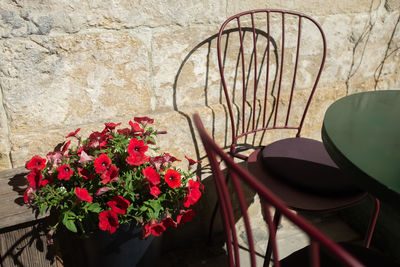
left=157, top=211, right=362, bottom=267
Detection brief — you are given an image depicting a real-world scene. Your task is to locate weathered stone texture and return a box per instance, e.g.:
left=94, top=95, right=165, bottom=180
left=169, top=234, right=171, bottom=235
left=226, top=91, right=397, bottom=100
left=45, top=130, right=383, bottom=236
left=0, top=0, right=399, bottom=171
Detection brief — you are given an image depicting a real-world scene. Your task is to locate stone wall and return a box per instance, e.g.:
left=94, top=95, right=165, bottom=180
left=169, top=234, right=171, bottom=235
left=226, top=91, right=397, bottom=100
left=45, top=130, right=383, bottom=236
left=0, top=0, right=399, bottom=171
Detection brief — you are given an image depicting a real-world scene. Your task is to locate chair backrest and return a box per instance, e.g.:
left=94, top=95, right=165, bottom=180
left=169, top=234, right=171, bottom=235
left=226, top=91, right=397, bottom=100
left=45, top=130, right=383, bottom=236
left=217, top=9, right=326, bottom=155
left=194, top=113, right=362, bottom=267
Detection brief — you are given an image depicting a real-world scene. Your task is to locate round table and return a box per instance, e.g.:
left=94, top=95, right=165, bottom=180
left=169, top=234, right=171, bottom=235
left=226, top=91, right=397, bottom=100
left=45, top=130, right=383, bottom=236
left=322, top=90, right=400, bottom=205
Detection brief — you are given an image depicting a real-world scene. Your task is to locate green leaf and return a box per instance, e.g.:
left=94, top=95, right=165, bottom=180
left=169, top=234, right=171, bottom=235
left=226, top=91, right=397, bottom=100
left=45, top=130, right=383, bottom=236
left=87, top=203, right=102, bottom=213
left=63, top=219, right=78, bottom=233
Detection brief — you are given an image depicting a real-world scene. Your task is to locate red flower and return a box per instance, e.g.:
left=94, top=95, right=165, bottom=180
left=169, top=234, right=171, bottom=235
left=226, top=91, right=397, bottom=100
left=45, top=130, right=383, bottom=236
left=57, top=164, right=73, bottom=180
left=78, top=167, right=95, bottom=180
left=27, top=169, right=48, bottom=188
left=161, top=215, right=177, bottom=229
left=61, top=140, right=71, bottom=154
left=25, top=155, right=46, bottom=170
left=177, top=209, right=195, bottom=224
left=24, top=187, right=35, bottom=203
left=75, top=187, right=93, bottom=202
left=149, top=185, right=161, bottom=198
left=143, top=166, right=160, bottom=185
left=98, top=210, right=119, bottom=234
left=149, top=153, right=180, bottom=171
left=127, top=138, right=148, bottom=155
left=183, top=180, right=202, bottom=208
left=101, top=165, right=119, bottom=184
left=134, top=116, right=154, bottom=126
left=142, top=220, right=166, bottom=238
left=185, top=155, right=202, bottom=167
left=126, top=153, right=149, bottom=166
left=66, top=128, right=80, bottom=138
left=164, top=169, right=181, bottom=188
left=87, top=131, right=111, bottom=149
left=117, top=128, right=131, bottom=136
left=94, top=153, right=111, bottom=174
left=107, top=195, right=130, bottom=214
left=129, top=121, right=144, bottom=136
left=104, top=122, right=121, bottom=131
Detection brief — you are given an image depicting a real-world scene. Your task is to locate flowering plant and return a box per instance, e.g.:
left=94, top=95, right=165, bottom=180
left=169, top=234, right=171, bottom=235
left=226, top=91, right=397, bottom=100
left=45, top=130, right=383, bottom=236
left=24, top=117, right=202, bottom=239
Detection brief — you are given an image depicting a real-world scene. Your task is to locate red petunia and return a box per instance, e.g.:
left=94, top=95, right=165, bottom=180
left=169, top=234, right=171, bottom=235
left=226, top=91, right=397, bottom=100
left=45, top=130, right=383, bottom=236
left=117, top=128, right=131, bottom=136
left=161, top=215, right=177, bottom=229
left=129, top=121, right=144, bottom=136
left=27, top=169, right=48, bottom=189
left=143, top=166, right=160, bottom=185
left=104, top=122, right=121, bottom=132
left=107, top=195, right=130, bottom=214
left=149, top=185, right=161, bottom=198
left=61, top=140, right=71, bottom=155
left=126, top=153, right=149, bottom=166
left=75, top=187, right=93, bottom=202
left=134, top=116, right=154, bottom=126
left=185, top=155, right=202, bottom=167
left=164, top=169, right=182, bottom=188
left=57, top=164, right=73, bottom=180
left=176, top=209, right=195, bottom=224
left=66, top=128, right=81, bottom=138
left=94, top=153, right=111, bottom=174
left=24, top=187, right=35, bottom=203
left=127, top=138, right=148, bottom=155
left=78, top=167, right=95, bottom=180
left=183, top=180, right=202, bottom=208
left=142, top=220, right=166, bottom=238
left=101, top=165, right=119, bottom=184
left=98, top=210, right=119, bottom=234
left=25, top=155, right=46, bottom=170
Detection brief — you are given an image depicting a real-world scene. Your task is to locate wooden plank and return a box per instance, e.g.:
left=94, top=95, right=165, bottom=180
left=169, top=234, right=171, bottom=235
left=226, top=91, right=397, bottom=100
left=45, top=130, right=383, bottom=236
left=0, top=167, right=48, bottom=230
left=0, top=223, right=57, bottom=267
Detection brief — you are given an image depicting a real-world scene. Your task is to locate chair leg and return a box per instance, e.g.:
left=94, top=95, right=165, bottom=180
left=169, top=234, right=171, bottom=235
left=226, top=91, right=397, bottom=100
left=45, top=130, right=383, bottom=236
left=363, top=196, right=380, bottom=248
left=208, top=201, right=219, bottom=244
left=263, top=210, right=282, bottom=267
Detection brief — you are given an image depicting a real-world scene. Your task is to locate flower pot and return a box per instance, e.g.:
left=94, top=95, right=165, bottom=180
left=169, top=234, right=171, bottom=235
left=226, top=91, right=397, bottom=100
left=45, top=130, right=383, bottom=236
left=58, top=223, right=161, bottom=267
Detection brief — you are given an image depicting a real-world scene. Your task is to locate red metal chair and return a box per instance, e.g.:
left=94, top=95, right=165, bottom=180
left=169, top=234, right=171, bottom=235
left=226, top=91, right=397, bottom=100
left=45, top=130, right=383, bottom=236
left=211, top=9, right=379, bottom=251
left=194, top=114, right=399, bottom=267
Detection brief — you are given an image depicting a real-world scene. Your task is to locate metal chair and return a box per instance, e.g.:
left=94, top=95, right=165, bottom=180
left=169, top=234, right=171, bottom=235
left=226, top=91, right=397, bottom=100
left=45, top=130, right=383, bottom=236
left=194, top=113, right=399, bottom=267
left=211, top=9, right=379, bottom=251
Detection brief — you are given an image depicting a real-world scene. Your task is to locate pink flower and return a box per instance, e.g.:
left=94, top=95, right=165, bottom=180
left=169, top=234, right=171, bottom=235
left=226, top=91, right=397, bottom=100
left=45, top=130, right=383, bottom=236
left=78, top=150, right=94, bottom=164
left=107, top=195, right=130, bottom=215
left=25, top=156, right=46, bottom=170
left=24, top=187, right=35, bottom=203
left=164, top=169, right=182, bottom=188
left=143, top=166, right=160, bottom=185
left=94, top=153, right=111, bottom=174
left=95, top=187, right=111, bottom=196
left=57, top=164, right=73, bottom=180
left=99, top=210, right=119, bottom=234
left=75, top=187, right=93, bottom=202
left=46, top=151, right=63, bottom=167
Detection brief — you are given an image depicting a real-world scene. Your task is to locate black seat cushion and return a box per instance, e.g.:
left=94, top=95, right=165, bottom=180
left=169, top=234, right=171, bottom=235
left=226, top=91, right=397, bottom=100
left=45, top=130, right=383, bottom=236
left=280, top=242, right=400, bottom=267
left=262, top=137, right=362, bottom=196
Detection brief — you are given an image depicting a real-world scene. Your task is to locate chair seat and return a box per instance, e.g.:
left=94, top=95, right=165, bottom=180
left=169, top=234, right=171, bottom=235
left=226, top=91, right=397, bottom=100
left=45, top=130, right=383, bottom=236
left=247, top=148, right=367, bottom=212
left=262, top=137, right=361, bottom=197
left=280, top=242, right=400, bottom=267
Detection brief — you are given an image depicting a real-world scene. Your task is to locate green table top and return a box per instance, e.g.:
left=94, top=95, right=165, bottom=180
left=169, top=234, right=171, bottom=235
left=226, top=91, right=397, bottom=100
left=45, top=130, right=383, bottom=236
left=322, top=90, right=400, bottom=204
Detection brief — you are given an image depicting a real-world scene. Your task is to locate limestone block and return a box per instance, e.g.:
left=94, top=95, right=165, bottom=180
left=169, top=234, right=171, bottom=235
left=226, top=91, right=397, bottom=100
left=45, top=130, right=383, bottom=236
left=0, top=0, right=226, bottom=37
left=151, top=25, right=223, bottom=111
left=227, top=0, right=381, bottom=17
left=0, top=31, right=151, bottom=135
